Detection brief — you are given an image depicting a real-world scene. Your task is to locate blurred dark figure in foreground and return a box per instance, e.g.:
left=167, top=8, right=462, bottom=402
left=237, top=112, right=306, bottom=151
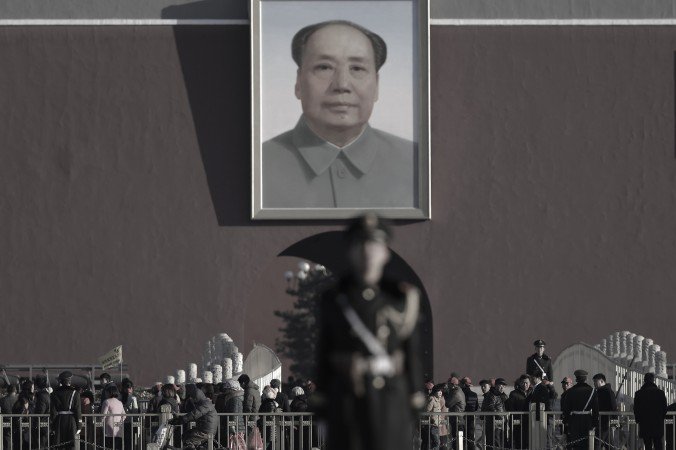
left=315, top=213, right=424, bottom=450
left=634, top=373, right=667, bottom=450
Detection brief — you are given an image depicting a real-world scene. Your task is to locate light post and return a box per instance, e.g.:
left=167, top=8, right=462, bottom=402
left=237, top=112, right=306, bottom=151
left=284, top=261, right=328, bottom=295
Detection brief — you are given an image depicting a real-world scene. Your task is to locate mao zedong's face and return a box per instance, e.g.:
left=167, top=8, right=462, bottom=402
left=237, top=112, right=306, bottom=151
left=295, top=24, right=379, bottom=147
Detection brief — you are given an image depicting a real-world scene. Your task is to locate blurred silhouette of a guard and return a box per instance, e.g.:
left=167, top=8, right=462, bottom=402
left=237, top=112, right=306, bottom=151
left=315, top=213, right=424, bottom=450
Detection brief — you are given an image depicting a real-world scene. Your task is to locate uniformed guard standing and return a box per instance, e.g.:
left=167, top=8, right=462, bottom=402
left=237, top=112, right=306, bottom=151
left=315, top=213, right=424, bottom=450
left=527, top=339, right=554, bottom=383
left=561, top=370, right=598, bottom=450
left=50, top=371, right=82, bottom=449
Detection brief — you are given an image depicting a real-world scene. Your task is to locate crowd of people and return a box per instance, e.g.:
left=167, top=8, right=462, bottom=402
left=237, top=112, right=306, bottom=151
left=0, top=370, right=320, bottom=450
left=0, top=371, right=144, bottom=450
left=419, top=339, right=676, bottom=450
left=1, top=339, right=675, bottom=450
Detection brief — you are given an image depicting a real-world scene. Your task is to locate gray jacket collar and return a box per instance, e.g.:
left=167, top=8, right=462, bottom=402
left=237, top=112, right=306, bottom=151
left=292, top=117, right=378, bottom=176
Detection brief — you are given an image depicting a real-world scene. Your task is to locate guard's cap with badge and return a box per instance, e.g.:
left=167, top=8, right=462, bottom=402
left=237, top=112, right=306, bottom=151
left=574, top=369, right=588, bottom=380
left=533, top=339, right=546, bottom=347
left=345, top=213, right=391, bottom=245
left=58, top=371, right=73, bottom=381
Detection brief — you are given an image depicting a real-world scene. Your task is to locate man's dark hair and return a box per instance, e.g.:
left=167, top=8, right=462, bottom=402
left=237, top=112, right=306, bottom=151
left=106, top=385, right=120, bottom=399
left=270, top=379, right=281, bottom=389
left=291, top=20, right=387, bottom=71
left=21, top=380, right=33, bottom=393
left=238, top=374, right=250, bottom=386
left=99, top=373, right=111, bottom=382
left=645, top=372, right=655, bottom=383
left=35, top=376, right=48, bottom=390
left=592, top=373, right=606, bottom=382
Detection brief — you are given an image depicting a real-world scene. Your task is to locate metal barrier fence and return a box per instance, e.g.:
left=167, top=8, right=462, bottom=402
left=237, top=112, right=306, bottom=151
left=2, top=409, right=675, bottom=450
left=0, top=412, right=323, bottom=450
left=420, top=409, right=676, bottom=450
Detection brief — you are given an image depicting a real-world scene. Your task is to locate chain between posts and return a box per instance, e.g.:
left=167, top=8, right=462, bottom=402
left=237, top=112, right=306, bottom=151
left=462, top=434, right=589, bottom=450
left=593, top=435, right=625, bottom=450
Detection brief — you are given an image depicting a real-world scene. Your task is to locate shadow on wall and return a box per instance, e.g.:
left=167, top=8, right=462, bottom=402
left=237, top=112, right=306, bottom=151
left=162, top=0, right=248, bottom=20
left=280, top=231, right=434, bottom=380
left=163, top=2, right=253, bottom=226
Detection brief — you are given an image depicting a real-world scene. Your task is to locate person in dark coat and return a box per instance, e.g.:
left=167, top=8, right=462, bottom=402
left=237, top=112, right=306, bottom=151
left=562, top=370, right=598, bottom=450
left=238, top=374, right=261, bottom=421
left=592, top=373, right=617, bottom=448
left=80, top=391, right=96, bottom=450
left=634, top=372, right=668, bottom=450
left=482, top=378, right=507, bottom=449
left=159, top=383, right=180, bottom=414
left=530, top=370, right=558, bottom=415
left=443, top=377, right=465, bottom=449
left=460, top=377, right=478, bottom=450
left=214, top=380, right=244, bottom=446
left=665, top=402, right=676, bottom=450
left=289, top=386, right=311, bottom=450
left=120, top=379, right=139, bottom=450
left=146, top=383, right=163, bottom=414
left=527, top=339, right=554, bottom=384
left=97, top=373, right=115, bottom=407
left=559, top=376, right=574, bottom=445
left=314, top=214, right=424, bottom=450
left=50, top=371, right=82, bottom=450
left=506, top=376, right=530, bottom=449
left=12, top=381, right=35, bottom=450
left=34, top=376, right=51, bottom=447
left=258, top=386, right=283, bottom=450
left=1, top=384, right=19, bottom=413
left=270, top=379, right=291, bottom=450
left=270, top=379, right=290, bottom=413
left=1, top=384, right=19, bottom=450
left=170, top=383, right=218, bottom=449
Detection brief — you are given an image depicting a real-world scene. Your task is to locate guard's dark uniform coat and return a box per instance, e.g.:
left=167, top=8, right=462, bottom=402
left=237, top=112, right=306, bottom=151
left=526, top=353, right=554, bottom=381
left=316, top=276, right=422, bottom=450
left=50, top=385, right=81, bottom=449
left=561, top=382, right=598, bottom=450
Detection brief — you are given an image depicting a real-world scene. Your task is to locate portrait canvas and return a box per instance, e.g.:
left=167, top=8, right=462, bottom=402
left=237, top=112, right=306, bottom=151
left=251, top=0, right=430, bottom=219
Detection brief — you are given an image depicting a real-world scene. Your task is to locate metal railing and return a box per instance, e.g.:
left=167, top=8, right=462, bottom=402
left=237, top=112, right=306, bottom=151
left=419, top=409, right=676, bottom=450
left=0, top=411, right=324, bottom=450
left=2, top=409, right=675, bottom=450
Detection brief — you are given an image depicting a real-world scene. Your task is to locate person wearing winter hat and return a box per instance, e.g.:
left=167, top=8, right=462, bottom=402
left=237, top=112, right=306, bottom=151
left=215, top=380, right=245, bottom=445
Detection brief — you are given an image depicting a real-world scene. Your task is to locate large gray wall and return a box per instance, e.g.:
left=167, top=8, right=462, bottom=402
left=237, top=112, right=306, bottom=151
left=4, top=0, right=676, bottom=19
left=1, top=15, right=676, bottom=384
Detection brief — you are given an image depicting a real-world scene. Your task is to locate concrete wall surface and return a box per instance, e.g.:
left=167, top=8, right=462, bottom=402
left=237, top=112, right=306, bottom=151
left=1, top=24, right=675, bottom=384
left=4, top=0, right=676, bottom=20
